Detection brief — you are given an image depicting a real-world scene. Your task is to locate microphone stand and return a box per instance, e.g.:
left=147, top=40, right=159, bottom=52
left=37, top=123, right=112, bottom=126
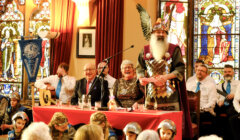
left=88, top=45, right=134, bottom=107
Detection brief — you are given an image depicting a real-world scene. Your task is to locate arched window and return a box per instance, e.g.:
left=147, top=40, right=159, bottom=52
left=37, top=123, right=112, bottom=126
left=193, top=0, right=240, bottom=83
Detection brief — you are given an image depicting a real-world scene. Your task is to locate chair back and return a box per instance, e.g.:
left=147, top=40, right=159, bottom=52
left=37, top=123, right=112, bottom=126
left=187, top=90, right=200, bottom=138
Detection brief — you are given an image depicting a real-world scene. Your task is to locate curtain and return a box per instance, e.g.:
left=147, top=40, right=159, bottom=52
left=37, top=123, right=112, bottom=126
left=95, top=0, right=124, bottom=79
left=50, top=0, right=76, bottom=74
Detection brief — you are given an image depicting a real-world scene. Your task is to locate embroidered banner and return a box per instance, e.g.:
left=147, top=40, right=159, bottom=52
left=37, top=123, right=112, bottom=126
left=18, top=37, right=42, bottom=82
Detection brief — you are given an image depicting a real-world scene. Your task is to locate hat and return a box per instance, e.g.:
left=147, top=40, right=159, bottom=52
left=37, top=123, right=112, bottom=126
left=158, top=119, right=176, bottom=135
left=10, top=92, right=20, bottom=100
left=152, top=18, right=169, bottom=34
left=123, top=122, right=142, bottom=135
left=51, top=112, right=68, bottom=126
left=12, top=111, right=29, bottom=125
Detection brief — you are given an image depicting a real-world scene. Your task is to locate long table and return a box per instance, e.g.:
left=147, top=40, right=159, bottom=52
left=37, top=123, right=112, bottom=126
left=33, top=106, right=183, bottom=140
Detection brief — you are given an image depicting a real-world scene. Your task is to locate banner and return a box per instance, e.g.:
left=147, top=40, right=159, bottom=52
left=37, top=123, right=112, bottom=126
left=18, top=37, right=42, bottom=82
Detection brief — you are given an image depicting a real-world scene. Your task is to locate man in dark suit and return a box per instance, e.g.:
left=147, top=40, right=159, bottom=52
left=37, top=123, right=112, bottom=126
left=71, top=63, right=109, bottom=107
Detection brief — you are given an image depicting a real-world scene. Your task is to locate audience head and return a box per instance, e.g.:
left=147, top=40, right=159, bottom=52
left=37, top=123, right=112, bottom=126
left=120, top=60, right=135, bottom=80
left=57, top=62, right=69, bottom=77
left=136, top=129, right=159, bottom=140
left=194, top=59, right=204, bottom=72
left=48, top=112, right=69, bottom=132
left=223, top=64, right=234, bottom=81
left=123, top=122, right=142, bottom=140
left=10, top=92, right=20, bottom=107
left=198, top=134, right=223, bottom=140
left=90, top=111, right=109, bottom=139
left=196, top=64, right=208, bottom=81
left=158, top=119, right=176, bottom=140
left=84, top=63, right=96, bottom=81
left=21, top=122, right=52, bottom=140
left=97, top=61, right=109, bottom=76
left=74, top=124, right=104, bottom=140
left=12, top=111, right=29, bottom=132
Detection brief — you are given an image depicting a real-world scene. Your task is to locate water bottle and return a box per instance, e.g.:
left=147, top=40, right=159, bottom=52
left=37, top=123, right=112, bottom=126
left=78, top=96, right=82, bottom=109
left=87, top=95, right=91, bottom=110
left=82, top=95, right=86, bottom=109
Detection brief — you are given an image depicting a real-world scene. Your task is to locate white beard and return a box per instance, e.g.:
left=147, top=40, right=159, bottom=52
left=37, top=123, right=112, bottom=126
left=150, top=34, right=168, bottom=62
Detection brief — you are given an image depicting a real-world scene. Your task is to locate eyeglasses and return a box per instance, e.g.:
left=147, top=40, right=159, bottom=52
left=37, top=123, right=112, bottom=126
left=122, top=66, right=133, bottom=70
left=98, top=66, right=108, bottom=70
left=84, top=69, right=95, bottom=71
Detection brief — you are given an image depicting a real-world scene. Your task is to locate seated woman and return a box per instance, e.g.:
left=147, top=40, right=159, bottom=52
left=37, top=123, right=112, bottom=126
left=90, top=111, right=117, bottom=140
left=48, top=112, right=76, bottom=140
left=113, top=60, right=144, bottom=108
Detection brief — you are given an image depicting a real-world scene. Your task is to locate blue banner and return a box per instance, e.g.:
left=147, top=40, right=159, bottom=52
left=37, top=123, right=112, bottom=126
left=18, top=37, right=42, bottom=82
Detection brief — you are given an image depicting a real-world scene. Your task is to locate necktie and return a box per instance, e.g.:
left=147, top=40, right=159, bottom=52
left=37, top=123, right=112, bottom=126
left=195, top=82, right=201, bottom=93
left=224, top=81, right=231, bottom=106
left=226, top=81, right=231, bottom=94
left=86, top=81, right=90, bottom=95
left=56, top=77, right=62, bottom=99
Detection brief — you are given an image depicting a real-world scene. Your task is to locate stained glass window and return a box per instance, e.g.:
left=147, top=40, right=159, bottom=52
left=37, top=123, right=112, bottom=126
left=28, top=1, right=51, bottom=99
left=159, top=1, right=189, bottom=63
left=194, top=0, right=240, bottom=83
left=0, top=1, right=24, bottom=97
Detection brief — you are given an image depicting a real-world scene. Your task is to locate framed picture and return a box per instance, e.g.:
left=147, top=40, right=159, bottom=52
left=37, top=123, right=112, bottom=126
left=77, top=27, right=96, bottom=58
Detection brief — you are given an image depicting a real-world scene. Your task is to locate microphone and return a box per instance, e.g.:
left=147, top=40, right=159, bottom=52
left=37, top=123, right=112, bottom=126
left=103, top=45, right=134, bottom=62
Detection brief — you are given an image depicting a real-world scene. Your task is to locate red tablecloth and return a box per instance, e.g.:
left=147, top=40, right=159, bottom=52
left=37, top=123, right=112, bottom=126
left=33, top=105, right=182, bottom=140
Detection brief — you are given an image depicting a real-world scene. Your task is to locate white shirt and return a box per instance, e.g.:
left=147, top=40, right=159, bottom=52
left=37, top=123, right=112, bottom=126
left=186, top=75, right=217, bottom=109
left=35, top=75, right=76, bottom=103
left=186, top=74, right=215, bottom=89
left=233, top=84, right=240, bottom=113
left=216, top=79, right=240, bottom=102
left=104, top=74, right=116, bottom=89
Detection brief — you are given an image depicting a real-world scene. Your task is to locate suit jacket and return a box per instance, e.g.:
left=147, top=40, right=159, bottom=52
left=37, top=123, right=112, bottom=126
left=71, top=77, right=109, bottom=107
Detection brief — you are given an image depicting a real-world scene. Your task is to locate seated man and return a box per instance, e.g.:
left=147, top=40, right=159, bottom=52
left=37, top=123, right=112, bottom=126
left=35, top=62, right=76, bottom=104
left=229, top=85, right=240, bottom=140
left=71, top=63, right=109, bottom=107
left=215, top=64, right=239, bottom=139
left=186, top=64, right=217, bottom=136
left=97, top=61, right=116, bottom=90
left=1, top=92, right=27, bottom=134
left=186, top=59, right=215, bottom=89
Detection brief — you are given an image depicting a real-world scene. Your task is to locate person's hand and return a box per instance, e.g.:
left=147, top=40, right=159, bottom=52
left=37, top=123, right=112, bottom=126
left=226, top=93, right=234, bottom=100
left=132, top=102, right=138, bottom=110
left=139, top=77, right=149, bottom=86
left=218, top=101, right=224, bottom=107
left=154, top=80, right=166, bottom=87
left=154, top=75, right=167, bottom=86
left=47, top=85, right=55, bottom=91
left=156, top=75, right=167, bottom=83
left=1, top=124, right=12, bottom=131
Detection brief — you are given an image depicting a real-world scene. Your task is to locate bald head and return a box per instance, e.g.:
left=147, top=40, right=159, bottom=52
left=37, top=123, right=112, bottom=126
left=84, top=63, right=96, bottom=81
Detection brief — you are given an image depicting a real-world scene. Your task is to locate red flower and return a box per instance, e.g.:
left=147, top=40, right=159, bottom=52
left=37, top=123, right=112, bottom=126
left=222, top=17, right=226, bottom=20
left=201, top=7, right=205, bottom=10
